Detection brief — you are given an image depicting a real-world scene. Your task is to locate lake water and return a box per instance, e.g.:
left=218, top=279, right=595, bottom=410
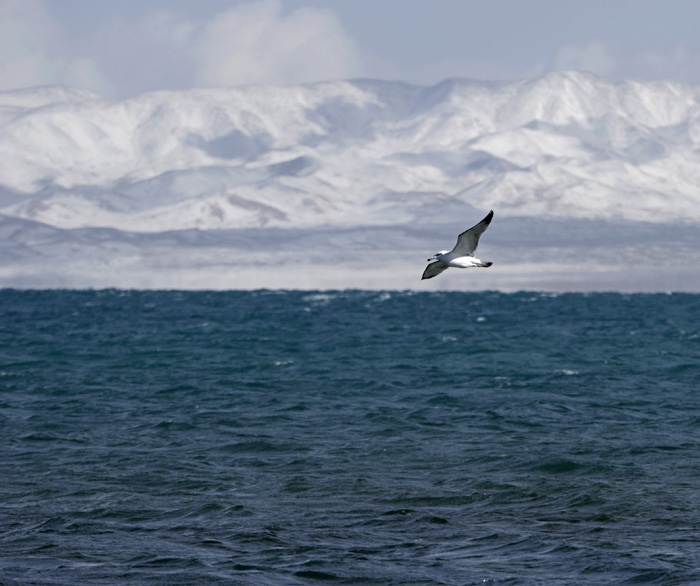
left=2, top=290, right=700, bottom=585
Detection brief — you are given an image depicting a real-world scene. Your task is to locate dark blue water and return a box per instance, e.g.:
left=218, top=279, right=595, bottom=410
left=2, top=290, right=700, bottom=585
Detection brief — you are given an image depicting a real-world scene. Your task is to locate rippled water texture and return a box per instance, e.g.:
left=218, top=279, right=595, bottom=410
left=2, top=290, right=700, bottom=585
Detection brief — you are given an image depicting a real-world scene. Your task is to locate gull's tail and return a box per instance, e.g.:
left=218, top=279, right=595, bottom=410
left=479, top=262, right=493, bottom=268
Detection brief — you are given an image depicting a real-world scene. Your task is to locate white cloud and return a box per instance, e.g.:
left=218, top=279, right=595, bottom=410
left=553, top=40, right=616, bottom=77
left=551, top=39, right=700, bottom=84
left=0, top=0, right=59, bottom=90
left=193, top=0, right=362, bottom=87
left=86, top=11, right=199, bottom=97
left=0, top=0, right=363, bottom=97
left=0, top=0, right=111, bottom=93
left=634, top=44, right=700, bottom=82
left=60, top=58, right=114, bottom=95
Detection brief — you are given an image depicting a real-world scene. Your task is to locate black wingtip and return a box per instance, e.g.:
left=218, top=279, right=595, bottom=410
left=475, top=210, right=494, bottom=228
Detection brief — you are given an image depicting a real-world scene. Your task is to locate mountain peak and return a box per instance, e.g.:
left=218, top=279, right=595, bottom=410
left=2, top=73, right=700, bottom=230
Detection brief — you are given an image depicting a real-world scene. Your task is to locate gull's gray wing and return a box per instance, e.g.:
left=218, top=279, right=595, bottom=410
left=421, top=260, right=449, bottom=280
left=451, top=210, right=494, bottom=256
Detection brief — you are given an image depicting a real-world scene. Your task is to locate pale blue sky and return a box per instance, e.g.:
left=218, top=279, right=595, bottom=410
left=3, top=0, right=700, bottom=97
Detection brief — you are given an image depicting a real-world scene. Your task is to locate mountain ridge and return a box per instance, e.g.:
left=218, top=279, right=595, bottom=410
left=2, top=71, right=700, bottom=290
left=3, top=71, right=700, bottom=231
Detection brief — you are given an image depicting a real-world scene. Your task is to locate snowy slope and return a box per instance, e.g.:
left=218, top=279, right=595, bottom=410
left=3, top=71, right=700, bottom=232
left=2, top=71, right=700, bottom=290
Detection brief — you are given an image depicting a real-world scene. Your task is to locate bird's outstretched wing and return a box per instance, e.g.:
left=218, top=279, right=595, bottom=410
left=421, top=260, right=449, bottom=280
left=452, top=210, right=494, bottom=257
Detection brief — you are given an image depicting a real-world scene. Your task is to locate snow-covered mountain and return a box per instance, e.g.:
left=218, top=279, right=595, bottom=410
left=2, top=71, right=700, bottom=290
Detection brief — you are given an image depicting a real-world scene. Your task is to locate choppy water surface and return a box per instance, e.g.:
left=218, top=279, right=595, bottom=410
left=2, top=290, right=700, bottom=585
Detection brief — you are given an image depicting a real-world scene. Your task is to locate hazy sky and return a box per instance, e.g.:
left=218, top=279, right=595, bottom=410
left=3, top=0, right=700, bottom=98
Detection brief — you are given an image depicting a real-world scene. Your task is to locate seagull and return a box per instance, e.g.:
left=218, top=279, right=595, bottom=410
left=421, top=210, right=494, bottom=280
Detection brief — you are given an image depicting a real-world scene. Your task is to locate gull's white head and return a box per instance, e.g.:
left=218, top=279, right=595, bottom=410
left=427, top=250, right=450, bottom=262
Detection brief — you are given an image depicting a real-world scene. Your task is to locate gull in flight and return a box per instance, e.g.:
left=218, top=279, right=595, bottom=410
left=421, top=210, right=494, bottom=280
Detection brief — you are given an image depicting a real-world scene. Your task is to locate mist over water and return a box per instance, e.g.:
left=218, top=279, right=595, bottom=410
left=2, top=290, right=700, bottom=585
